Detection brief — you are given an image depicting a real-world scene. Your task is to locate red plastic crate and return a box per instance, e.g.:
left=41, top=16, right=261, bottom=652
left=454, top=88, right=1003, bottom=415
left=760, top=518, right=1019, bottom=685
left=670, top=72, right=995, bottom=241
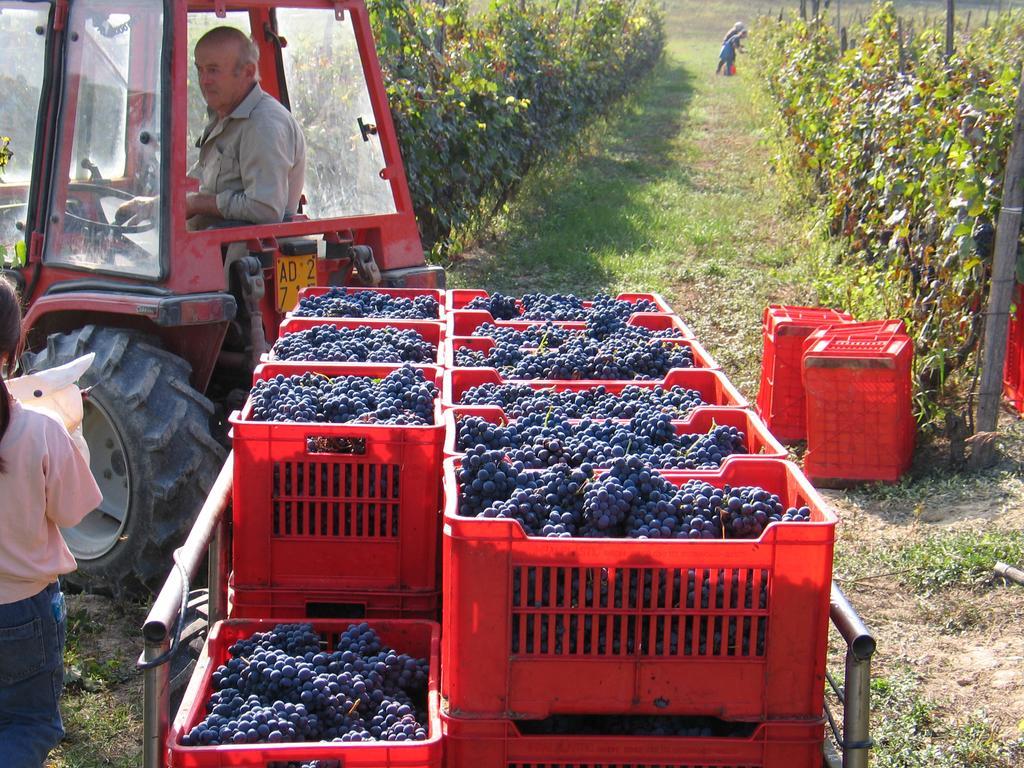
left=445, top=336, right=719, bottom=371
left=755, top=306, right=854, bottom=443
left=447, top=308, right=695, bottom=339
left=290, top=286, right=445, bottom=321
left=447, top=289, right=676, bottom=316
left=1004, top=284, right=1024, bottom=414
left=229, top=363, right=443, bottom=593
left=266, top=317, right=444, bottom=366
left=442, top=406, right=786, bottom=463
left=802, top=332, right=914, bottom=484
left=441, top=710, right=825, bottom=768
left=228, top=578, right=440, bottom=621
left=169, top=619, right=441, bottom=768
left=442, top=368, right=748, bottom=411
left=441, top=458, right=836, bottom=721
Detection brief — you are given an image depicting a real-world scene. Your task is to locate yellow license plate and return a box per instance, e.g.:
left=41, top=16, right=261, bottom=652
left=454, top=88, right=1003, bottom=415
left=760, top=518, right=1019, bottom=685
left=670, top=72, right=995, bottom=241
left=275, top=253, right=317, bottom=313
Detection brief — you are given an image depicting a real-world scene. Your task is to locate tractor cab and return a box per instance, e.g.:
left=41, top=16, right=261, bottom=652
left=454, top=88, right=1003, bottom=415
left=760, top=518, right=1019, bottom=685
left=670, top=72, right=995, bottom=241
left=1, top=0, right=442, bottom=596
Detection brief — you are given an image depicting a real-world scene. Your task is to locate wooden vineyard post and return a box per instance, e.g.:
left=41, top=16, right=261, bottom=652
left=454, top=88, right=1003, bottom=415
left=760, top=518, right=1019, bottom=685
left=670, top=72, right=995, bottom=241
left=976, top=62, right=1024, bottom=436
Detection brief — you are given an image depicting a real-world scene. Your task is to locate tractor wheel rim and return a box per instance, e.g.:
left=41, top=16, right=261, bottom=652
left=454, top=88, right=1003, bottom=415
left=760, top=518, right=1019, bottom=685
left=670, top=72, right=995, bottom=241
left=62, top=397, right=131, bottom=560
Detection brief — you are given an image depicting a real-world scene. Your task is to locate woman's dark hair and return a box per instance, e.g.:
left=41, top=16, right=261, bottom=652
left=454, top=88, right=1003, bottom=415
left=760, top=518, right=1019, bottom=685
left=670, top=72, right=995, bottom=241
left=0, top=276, right=23, bottom=473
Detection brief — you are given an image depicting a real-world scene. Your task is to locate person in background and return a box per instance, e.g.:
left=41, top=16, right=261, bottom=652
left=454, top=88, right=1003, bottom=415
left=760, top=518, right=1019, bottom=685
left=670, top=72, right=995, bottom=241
left=0, top=276, right=102, bottom=767
left=722, top=21, right=745, bottom=45
left=717, top=28, right=748, bottom=77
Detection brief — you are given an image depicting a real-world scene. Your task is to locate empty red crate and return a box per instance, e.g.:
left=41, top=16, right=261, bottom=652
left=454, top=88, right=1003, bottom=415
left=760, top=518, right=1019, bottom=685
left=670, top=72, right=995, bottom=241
left=447, top=308, right=694, bottom=339
left=229, top=363, right=443, bottom=593
left=442, top=406, right=786, bottom=463
left=228, top=577, right=440, bottom=621
left=1005, top=284, right=1024, bottom=414
left=756, top=305, right=854, bottom=443
left=802, top=332, right=914, bottom=484
left=169, top=619, right=441, bottom=768
left=447, top=289, right=676, bottom=316
left=445, top=336, right=719, bottom=371
left=441, top=710, right=825, bottom=768
left=291, top=286, right=445, bottom=321
left=442, top=368, right=748, bottom=410
left=266, top=317, right=445, bottom=365
left=441, top=458, right=836, bottom=721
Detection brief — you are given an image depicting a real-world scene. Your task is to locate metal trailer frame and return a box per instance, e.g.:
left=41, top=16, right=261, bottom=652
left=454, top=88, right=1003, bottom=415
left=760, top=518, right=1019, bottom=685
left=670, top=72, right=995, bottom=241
left=138, top=454, right=877, bottom=768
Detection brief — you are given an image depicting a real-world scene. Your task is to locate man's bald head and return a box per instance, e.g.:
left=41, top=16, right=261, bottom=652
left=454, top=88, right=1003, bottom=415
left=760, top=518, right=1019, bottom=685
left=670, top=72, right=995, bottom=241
left=196, top=26, right=260, bottom=74
left=194, top=27, right=260, bottom=118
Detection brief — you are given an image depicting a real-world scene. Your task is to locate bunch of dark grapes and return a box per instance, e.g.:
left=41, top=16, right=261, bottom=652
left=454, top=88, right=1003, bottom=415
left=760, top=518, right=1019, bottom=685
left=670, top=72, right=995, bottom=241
left=292, top=288, right=439, bottom=320
left=458, top=382, right=707, bottom=420
left=457, top=456, right=811, bottom=540
left=272, top=325, right=436, bottom=364
left=519, top=292, right=589, bottom=320
left=248, top=366, right=437, bottom=425
left=456, top=333, right=694, bottom=380
left=455, top=447, right=528, bottom=517
left=465, top=292, right=520, bottom=319
left=455, top=413, right=746, bottom=471
left=472, top=321, right=574, bottom=348
left=180, top=623, right=429, bottom=747
left=464, top=291, right=662, bottom=322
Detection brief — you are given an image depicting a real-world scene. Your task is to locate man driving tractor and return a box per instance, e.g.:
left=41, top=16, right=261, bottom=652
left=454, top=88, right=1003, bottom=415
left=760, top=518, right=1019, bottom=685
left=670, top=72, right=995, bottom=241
left=117, top=26, right=306, bottom=230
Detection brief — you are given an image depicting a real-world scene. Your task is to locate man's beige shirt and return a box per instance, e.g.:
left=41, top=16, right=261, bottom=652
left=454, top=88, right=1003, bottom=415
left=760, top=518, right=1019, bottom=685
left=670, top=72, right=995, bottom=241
left=189, top=84, right=305, bottom=228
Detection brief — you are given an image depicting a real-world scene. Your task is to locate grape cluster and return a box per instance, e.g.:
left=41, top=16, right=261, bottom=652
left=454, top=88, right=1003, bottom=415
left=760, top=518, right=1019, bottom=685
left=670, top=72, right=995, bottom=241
left=180, top=623, right=429, bottom=747
left=455, top=333, right=695, bottom=379
left=293, top=288, right=439, bottom=320
left=464, top=292, right=519, bottom=319
left=458, top=382, right=707, bottom=420
left=249, top=366, right=437, bottom=425
left=457, top=455, right=811, bottom=540
left=456, top=413, right=746, bottom=471
left=272, top=324, right=436, bottom=364
left=464, top=291, right=661, bottom=322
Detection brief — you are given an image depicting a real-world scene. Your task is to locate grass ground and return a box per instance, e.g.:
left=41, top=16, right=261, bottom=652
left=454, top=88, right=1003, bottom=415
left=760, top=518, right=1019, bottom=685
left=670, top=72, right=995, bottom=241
left=45, top=1, right=1024, bottom=766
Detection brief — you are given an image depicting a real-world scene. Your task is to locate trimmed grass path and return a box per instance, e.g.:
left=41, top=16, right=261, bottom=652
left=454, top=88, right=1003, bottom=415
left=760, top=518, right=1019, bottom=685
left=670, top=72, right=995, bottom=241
left=449, top=39, right=823, bottom=396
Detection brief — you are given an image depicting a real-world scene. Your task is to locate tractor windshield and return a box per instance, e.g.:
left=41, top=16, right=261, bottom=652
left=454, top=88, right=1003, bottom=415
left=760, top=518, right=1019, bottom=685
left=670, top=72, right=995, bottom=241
left=44, top=0, right=164, bottom=278
left=276, top=7, right=396, bottom=219
left=0, top=0, right=50, bottom=263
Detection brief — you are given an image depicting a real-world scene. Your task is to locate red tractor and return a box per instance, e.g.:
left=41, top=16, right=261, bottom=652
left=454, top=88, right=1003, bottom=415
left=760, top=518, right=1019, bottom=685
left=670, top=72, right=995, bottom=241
left=0, top=0, right=442, bottom=596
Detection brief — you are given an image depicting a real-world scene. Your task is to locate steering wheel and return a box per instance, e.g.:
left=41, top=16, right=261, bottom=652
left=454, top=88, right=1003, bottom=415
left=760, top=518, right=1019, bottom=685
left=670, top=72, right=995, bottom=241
left=64, top=182, right=155, bottom=236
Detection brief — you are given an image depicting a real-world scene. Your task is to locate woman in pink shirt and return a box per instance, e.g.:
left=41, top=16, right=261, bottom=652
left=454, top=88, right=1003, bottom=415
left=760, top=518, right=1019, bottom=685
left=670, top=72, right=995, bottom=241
left=0, top=276, right=102, bottom=767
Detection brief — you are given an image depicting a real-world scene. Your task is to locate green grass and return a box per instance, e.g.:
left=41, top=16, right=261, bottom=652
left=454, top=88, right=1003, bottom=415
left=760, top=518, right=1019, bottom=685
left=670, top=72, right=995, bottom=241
left=838, top=529, right=1024, bottom=593
left=870, top=672, right=1023, bottom=768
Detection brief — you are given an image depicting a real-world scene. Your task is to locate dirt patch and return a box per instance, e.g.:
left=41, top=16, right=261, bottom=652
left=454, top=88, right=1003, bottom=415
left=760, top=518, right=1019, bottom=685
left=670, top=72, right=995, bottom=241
left=839, top=580, right=1024, bottom=741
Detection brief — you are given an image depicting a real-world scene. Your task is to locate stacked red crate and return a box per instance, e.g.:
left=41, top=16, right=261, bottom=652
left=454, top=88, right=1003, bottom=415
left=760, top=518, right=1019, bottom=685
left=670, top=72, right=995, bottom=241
left=802, top=322, right=914, bottom=484
left=168, top=619, right=442, bottom=768
left=1005, top=283, right=1024, bottom=414
left=439, top=290, right=832, bottom=768
left=441, top=459, right=837, bottom=722
left=756, top=305, right=854, bottom=442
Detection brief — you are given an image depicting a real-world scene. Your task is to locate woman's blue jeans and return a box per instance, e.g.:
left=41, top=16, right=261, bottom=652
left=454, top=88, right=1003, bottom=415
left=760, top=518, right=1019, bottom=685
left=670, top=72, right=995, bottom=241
left=0, top=582, right=66, bottom=767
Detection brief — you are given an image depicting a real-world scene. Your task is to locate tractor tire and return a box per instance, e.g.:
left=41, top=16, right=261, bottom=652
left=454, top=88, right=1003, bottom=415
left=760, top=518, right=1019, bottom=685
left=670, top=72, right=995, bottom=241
left=23, top=326, right=226, bottom=598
